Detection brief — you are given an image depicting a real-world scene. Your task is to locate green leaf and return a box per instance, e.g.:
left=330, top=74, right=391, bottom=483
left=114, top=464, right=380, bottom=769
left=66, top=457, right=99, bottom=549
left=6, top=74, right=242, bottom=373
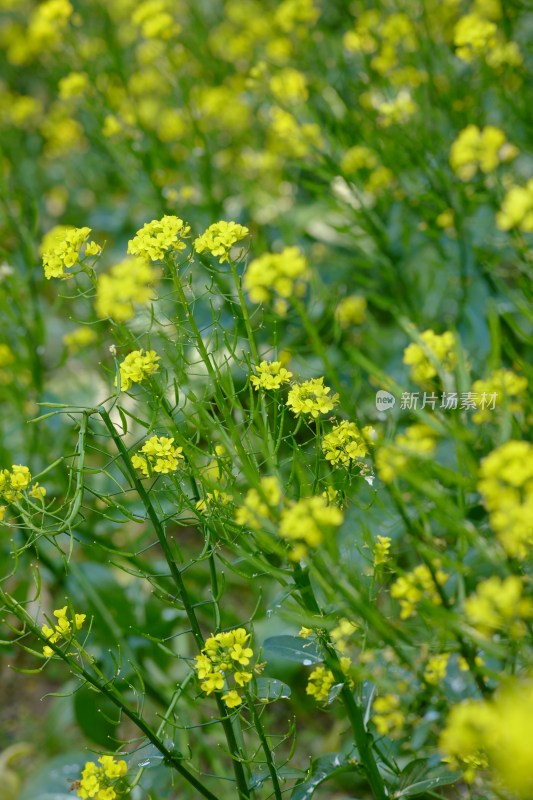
left=73, top=684, right=119, bottom=747
left=263, top=635, right=322, bottom=665
left=254, top=677, right=291, bottom=700
left=396, top=758, right=461, bottom=798
left=17, top=752, right=89, bottom=800
left=291, top=751, right=360, bottom=800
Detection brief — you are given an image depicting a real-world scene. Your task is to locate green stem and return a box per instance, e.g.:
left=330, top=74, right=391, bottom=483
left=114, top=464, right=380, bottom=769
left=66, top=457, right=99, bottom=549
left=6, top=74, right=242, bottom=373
left=99, top=408, right=252, bottom=799
left=245, top=690, right=283, bottom=800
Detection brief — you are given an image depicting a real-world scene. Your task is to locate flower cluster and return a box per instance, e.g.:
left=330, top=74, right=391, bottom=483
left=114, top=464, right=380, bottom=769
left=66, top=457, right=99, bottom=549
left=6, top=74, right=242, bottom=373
left=117, top=349, right=160, bottom=391
left=195, top=628, right=259, bottom=708
left=453, top=12, right=522, bottom=68
left=193, top=220, right=249, bottom=263
left=243, top=246, right=309, bottom=314
left=423, top=653, right=449, bottom=685
left=471, top=368, right=527, bottom=423
left=77, top=755, right=128, bottom=800
left=250, top=360, right=293, bottom=391
left=372, top=694, right=405, bottom=738
left=95, top=258, right=159, bottom=321
left=321, top=421, right=373, bottom=467
left=127, top=215, right=190, bottom=261
left=375, top=424, right=436, bottom=483
left=464, top=576, right=532, bottom=638
left=235, top=476, right=281, bottom=530
left=449, top=125, right=516, bottom=181
left=440, top=679, right=533, bottom=795
left=286, top=377, right=339, bottom=418
left=42, top=605, right=86, bottom=658
left=390, top=563, right=447, bottom=619
left=334, top=295, right=367, bottom=327
left=477, top=440, right=533, bottom=558
left=403, top=330, right=457, bottom=383
left=63, top=327, right=98, bottom=353
left=306, top=657, right=352, bottom=703
left=131, top=435, right=184, bottom=477
left=496, top=179, right=533, bottom=232
left=279, top=496, right=343, bottom=560
left=42, top=225, right=99, bottom=279
left=0, top=464, right=45, bottom=504
left=373, top=535, right=391, bottom=566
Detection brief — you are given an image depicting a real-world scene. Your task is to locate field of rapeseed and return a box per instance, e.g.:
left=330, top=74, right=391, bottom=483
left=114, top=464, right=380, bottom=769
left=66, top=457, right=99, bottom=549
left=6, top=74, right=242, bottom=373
left=0, top=1, right=532, bottom=798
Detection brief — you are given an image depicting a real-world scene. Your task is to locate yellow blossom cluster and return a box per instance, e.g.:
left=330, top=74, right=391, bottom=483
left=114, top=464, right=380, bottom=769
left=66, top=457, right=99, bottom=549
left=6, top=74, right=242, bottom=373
left=440, top=679, right=533, bottom=795
left=196, top=489, right=234, bottom=513
left=131, top=435, right=184, bottom=477
left=250, top=360, right=293, bottom=391
left=77, top=755, right=128, bottom=800
left=375, top=424, right=436, bottom=483
left=63, top=327, right=98, bottom=354
left=42, top=226, right=100, bottom=279
left=42, top=605, right=86, bottom=658
left=235, top=476, right=282, bottom=530
left=117, top=349, right=160, bottom=391
left=193, top=220, right=249, bottom=263
left=279, top=495, right=343, bottom=560
left=132, top=0, right=181, bottom=40
left=390, top=563, right=447, bottom=619
left=423, top=653, right=449, bottom=685
left=403, top=329, right=457, bottom=383
left=453, top=13, right=522, bottom=68
left=471, top=368, right=527, bottom=423
left=496, top=179, right=533, bottom=232
left=334, top=295, right=367, bottom=327
left=127, top=215, right=190, bottom=261
left=0, top=464, right=45, bottom=504
left=373, top=535, right=391, bottom=566
left=449, top=125, right=516, bottom=180
left=194, top=628, right=259, bottom=708
left=243, top=246, right=309, bottom=314
left=330, top=618, right=358, bottom=653
left=306, top=657, right=352, bottom=703
left=464, top=575, right=533, bottom=638
left=372, top=694, right=405, bottom=738
left=95, top=258, right=159, bottom=322
left=321, top=421, right=374, bottom=467
left=477, top=440, right=533, bottom=558
left=344, top=10, right=418, bottom=80
left=286, top=377, right=339, bottom=418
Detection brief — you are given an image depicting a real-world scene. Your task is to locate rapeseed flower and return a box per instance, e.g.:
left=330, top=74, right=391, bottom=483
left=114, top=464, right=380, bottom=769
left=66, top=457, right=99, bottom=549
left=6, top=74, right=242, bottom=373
left=117, top=349, right=160, bottom=391
left=286, top=377, right=339, bottom=418
left=127, top=215, right=190, bottom=261
left=250, top=360, right=293, bottom=391
left=131, top=435, right=183, bottom=477
left=194, top=221, right=249, bottom=263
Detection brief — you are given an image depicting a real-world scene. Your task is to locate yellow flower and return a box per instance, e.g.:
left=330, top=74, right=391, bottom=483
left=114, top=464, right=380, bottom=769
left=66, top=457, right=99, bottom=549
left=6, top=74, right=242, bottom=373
left=222, top=690, right=243, bottom=708
left=391, top=563, right=447, bottom=619
left=403, top=329, right=457, bottom=383
left=127, top=215, right=190, bottom=261
left=335, top=295, right=367, bottom=327
left=464, top=576, right=532, bottom=638
left=244, top=247, right=309, bottom=312
left=250, top=360, right=293, bottom=391
left=449, top=125, right=516, bottom=180
left=95, top=258, right=159, bottom=322
left=471, top=369, right=527, bottom=423
left=496, top=179, right=533, bottom=232
left=372, top=694, right=405, bottom=737
left=42, top=226, right=92, bottom=279
left=321, top=421, right=370, bottom=467
left=235, top=476, right=282, bottom=530
left=287, top=377, right=339, bottom=418
left=279, top=495, right=343, bottom=558
left=424, top=653, right=449, bottom=685
left=131, top=435, right=184, bottom=477
left=478, top=440, right=533, bottom=558
left=63, top=327, right=98, bottom=354
left=373, top=535, right=391, bottom=566
left=193, top=220, right=249, bottom=263
left=116, top=349, right=160, bottom=391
